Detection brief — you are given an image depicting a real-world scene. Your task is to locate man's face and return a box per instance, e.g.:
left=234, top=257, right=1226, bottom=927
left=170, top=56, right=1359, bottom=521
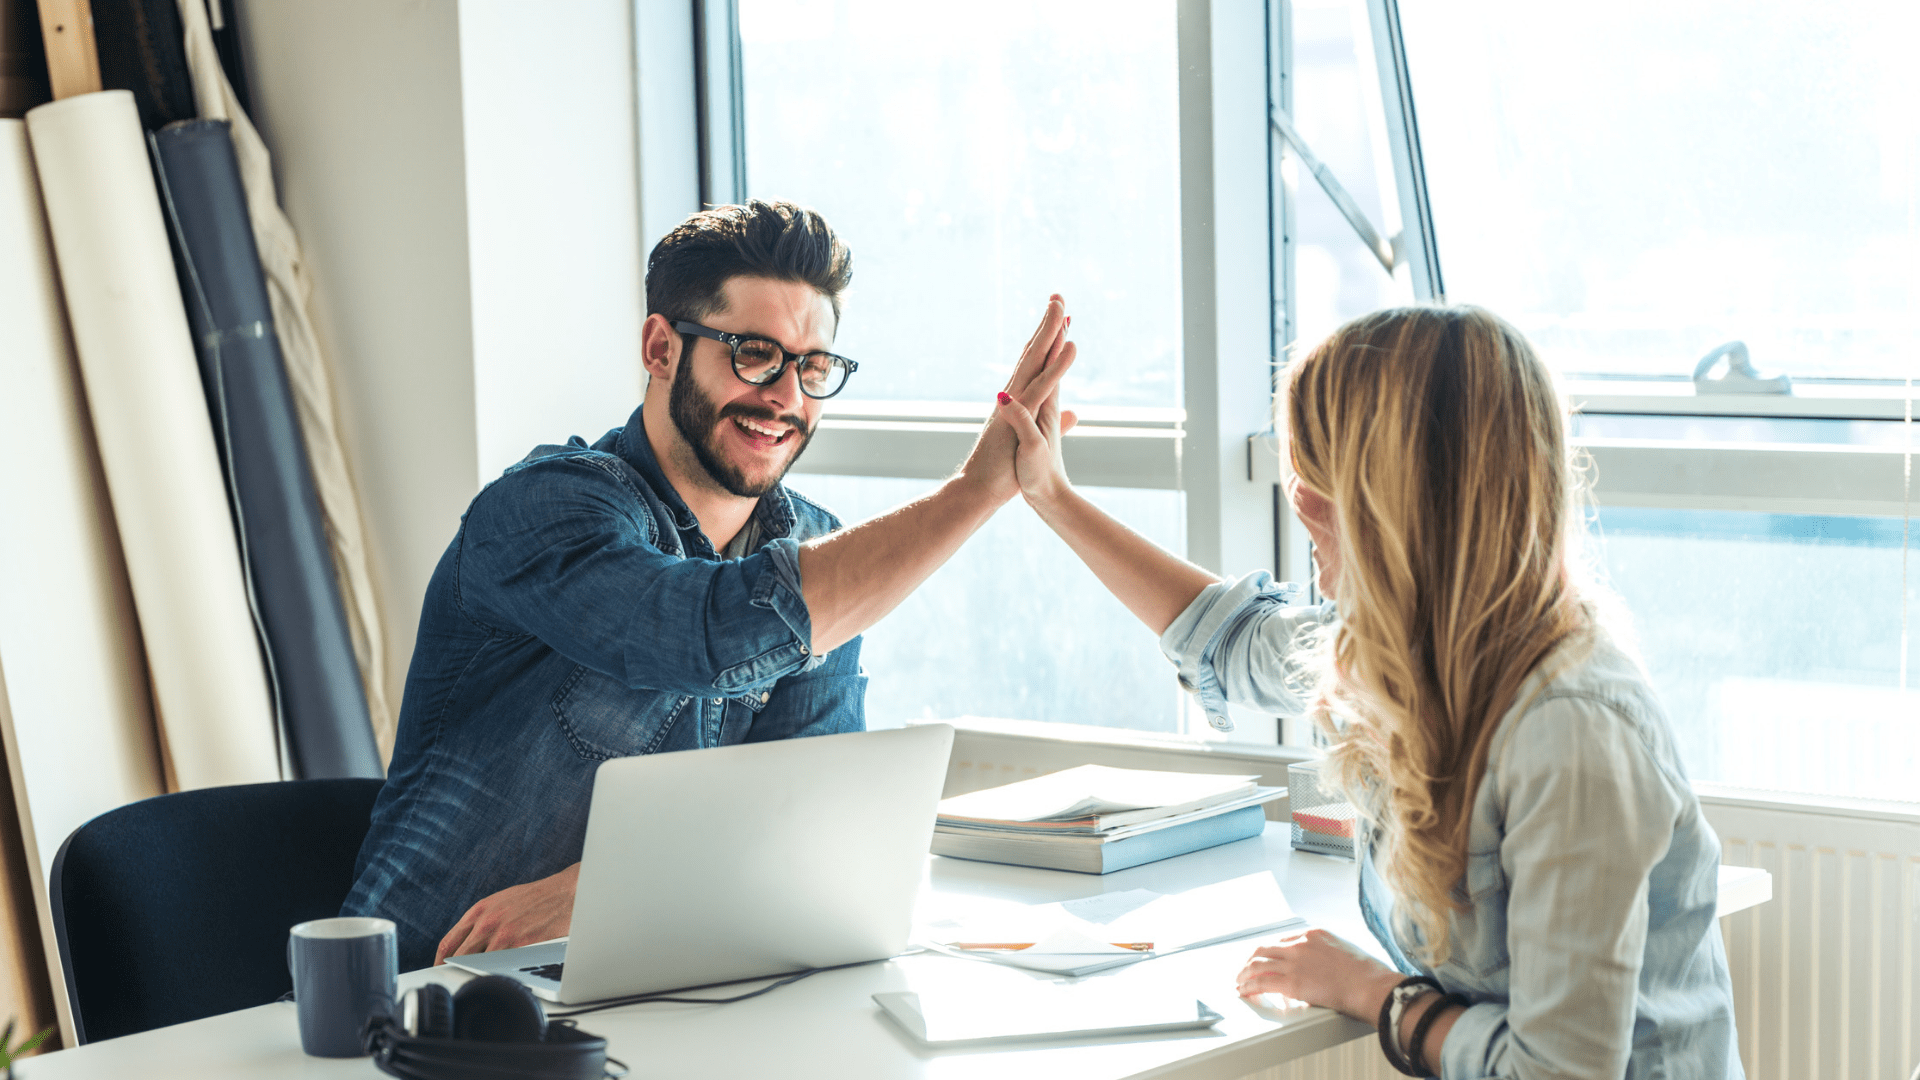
left=666, top=276, right=836, bottom=499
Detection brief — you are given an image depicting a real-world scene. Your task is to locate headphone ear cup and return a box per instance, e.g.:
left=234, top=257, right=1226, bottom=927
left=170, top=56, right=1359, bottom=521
left=451, top=974, right=549, bottom=1044
left=412, top=983, right=456, bottom=1040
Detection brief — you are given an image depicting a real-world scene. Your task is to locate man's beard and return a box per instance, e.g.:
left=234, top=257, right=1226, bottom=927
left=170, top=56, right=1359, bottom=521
left=667, top=367, right=814, bottom=498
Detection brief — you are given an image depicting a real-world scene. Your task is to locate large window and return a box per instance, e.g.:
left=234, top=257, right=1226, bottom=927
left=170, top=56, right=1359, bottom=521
left=734, top=0, right=1196, bottom=735
left=1390, top=0, right=1918, bottom=801
left=675, top=0, right=1915, bottom=788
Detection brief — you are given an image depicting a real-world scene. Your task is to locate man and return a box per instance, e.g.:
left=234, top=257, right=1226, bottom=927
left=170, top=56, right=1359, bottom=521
left=342, top=200, right=1075, bottom=971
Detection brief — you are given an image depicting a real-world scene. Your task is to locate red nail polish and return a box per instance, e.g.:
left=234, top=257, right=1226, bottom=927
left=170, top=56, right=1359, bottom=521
left=997, top=392, right=1012, bottom=405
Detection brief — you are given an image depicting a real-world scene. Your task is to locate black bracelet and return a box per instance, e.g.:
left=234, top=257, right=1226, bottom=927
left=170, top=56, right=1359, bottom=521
left=1375, top=975, right=1442, bottom=1077
left=1406, top=990, right=1470, bottom=1077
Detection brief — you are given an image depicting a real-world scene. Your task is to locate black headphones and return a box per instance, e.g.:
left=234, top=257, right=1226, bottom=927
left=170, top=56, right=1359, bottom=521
left=362, top=975, right=624, bottom=1080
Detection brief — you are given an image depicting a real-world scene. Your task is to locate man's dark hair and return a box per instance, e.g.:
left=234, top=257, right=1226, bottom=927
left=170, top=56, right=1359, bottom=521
left=645, top=199, right=853, bottom=330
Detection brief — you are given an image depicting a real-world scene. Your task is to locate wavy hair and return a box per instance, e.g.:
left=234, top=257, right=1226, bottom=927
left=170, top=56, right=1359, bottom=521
left=1285, top=306, right=1592, bottom=964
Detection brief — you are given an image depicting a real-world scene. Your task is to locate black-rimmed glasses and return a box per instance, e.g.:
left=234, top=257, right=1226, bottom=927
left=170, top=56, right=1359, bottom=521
left=672, top=321, right=859, bottom=399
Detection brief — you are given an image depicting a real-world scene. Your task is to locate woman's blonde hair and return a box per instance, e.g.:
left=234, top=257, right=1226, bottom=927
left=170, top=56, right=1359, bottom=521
left=1285, top=305, right=1590, bottom=965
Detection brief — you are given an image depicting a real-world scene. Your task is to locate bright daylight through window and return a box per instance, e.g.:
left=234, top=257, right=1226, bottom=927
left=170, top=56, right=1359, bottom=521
left=737, top=0, right=1190, bottom=735
left=1392, top=0, right=1918, bottom=802
left=731, top=0, right=1915, bottom=791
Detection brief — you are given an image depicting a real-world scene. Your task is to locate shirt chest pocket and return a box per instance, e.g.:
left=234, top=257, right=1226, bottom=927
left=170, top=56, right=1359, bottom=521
left=550, top=664, right=694, bottom=761
left=1443, top=849, right=1511, bottom=982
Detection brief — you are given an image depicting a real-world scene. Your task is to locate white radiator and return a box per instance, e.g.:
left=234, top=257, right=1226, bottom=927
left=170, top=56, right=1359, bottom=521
left=1706, top=791, right=1920, bottom=1080
left=940, top=724, right=1920, bottom=1080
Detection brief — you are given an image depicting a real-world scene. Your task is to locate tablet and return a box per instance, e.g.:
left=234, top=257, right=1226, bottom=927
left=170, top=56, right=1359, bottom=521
left=873, top=985, right=1224, bottom=1048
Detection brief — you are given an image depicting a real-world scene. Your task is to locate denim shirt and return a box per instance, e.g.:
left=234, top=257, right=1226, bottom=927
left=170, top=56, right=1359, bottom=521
left=343, top=407, right=865, bottom=971
left=1162, top=573, right=1743, bottom=1080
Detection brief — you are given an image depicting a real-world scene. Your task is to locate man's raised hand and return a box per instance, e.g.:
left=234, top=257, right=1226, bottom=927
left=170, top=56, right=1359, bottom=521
left=958, top=295, right=1078, bottom=503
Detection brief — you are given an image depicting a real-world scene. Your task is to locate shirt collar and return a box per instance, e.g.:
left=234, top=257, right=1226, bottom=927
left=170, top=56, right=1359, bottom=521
left=614, top=405, right=799, bottom=545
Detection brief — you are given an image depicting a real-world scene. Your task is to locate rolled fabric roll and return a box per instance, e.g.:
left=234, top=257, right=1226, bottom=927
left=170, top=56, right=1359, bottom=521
left=0, top=120, right=166, bottom=994
left=24, top=90, right=279, bottom=790
left=151, top=118, right=381, bottom=780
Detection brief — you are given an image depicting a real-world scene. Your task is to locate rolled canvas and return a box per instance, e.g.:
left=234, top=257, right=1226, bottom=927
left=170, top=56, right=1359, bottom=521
left=23, top=91, right=279, bottom=790
left=151, top=118, right=380, bottom=780
left=174, top=0, right=395, bottom=757
left=0, top=117, right=166, bottom=1045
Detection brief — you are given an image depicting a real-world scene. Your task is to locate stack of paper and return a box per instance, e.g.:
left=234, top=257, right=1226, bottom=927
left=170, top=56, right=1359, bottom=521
left=933, top=765, right=1286, bottom=873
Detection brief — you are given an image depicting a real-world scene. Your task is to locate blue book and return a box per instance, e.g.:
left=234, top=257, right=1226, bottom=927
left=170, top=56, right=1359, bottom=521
left=931, top=802, right=1270, bottom=874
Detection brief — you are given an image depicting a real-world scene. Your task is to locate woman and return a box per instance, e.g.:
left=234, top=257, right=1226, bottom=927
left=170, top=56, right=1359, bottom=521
left=995, top=306, right=1742, bottom=1079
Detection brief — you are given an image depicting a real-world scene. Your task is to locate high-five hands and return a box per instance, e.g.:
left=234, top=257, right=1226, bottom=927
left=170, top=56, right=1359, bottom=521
left=992, top=316, right=1078, bottom=509
left=960, top=295, right=1079, bottom=504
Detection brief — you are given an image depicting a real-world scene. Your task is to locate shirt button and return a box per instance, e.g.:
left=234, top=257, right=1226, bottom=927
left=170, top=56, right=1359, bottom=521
left=799, top=645, right=810, bottom=656
left=760, top=692, right=770, bottom=703
left=710, top=698, right=722, bottom=705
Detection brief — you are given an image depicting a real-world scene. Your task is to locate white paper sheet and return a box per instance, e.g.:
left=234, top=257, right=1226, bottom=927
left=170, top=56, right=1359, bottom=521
left=919, top=872, right=1304, bottom=976
left=24, top=92, right=280, bottom=790
left=938, top=765, right=1260, bottom=823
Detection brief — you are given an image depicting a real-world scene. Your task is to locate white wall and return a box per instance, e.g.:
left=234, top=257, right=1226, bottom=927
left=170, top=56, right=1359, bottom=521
left=460, top=0, right=646, bottom=480
left=235, top=0, right=657, bottom=713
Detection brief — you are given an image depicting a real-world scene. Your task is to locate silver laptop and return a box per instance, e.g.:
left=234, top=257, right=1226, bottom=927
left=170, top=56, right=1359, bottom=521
left=448, top=724, right=954, bottom=1004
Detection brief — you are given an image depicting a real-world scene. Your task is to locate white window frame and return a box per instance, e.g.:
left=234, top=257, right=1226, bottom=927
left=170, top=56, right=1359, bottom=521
left=640, top=1, right=1288, bottom=743
left=633, top=0, right=1915, bottom=752
left=1338, top=0, right=1917, bottom=771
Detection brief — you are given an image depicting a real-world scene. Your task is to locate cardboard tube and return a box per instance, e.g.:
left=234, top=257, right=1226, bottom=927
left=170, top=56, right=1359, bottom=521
left=23, top=90, right=278, bottom=790
left=0, top=117, right=167, bottom=1047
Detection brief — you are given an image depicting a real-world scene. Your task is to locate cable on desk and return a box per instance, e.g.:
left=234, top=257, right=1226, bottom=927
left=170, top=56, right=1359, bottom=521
left=545, top=957, right=886, bottom=1018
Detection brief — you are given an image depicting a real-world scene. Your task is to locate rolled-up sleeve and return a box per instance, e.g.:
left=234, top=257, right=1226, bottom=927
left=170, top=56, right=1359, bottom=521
left=1157, top=571, right=1335, bottom=731
left=456, top=455, right=819, bottom=697
left=1439, top=696, right=1686, bottom=1080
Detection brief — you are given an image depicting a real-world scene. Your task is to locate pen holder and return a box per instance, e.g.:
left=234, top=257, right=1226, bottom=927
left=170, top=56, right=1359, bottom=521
left=1287, top=760, right=1356, bottom=860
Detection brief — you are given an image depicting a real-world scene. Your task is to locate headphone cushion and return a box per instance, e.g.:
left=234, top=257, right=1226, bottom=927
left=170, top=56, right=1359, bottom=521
left=452, top=975, right=549, bottom=1044
left=413, top=983, right=455, bottom=1040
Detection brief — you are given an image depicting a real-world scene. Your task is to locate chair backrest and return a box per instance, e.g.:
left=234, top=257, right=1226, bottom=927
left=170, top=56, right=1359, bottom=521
left=49, top=778, right=386, bottom=1043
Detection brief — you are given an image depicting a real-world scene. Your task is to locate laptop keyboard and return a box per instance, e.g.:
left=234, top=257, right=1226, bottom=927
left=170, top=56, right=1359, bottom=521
left=519, top=963, right=564, bottom=982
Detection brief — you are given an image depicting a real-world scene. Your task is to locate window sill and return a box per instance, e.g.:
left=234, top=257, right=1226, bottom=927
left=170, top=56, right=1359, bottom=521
left=919, top=717, right=1920, bottom=829
left=1565, top=379, right=1917, bottom=422
left=1693, top=781, right=1920, bottom=826
left=917, top=714, right=1308, bottom=765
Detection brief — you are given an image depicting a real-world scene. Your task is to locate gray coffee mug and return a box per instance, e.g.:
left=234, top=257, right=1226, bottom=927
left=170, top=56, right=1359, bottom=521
left=288, top=917, right=397, bottom=1057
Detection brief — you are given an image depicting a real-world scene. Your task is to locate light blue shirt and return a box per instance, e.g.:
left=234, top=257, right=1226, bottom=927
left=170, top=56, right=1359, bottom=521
left=1162, top=573, right=1743, bottom=1080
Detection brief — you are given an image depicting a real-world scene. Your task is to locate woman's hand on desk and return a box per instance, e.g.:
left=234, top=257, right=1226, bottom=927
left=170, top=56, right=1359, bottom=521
left=435, top=862, right=580, bottom=965
left=1235, top=928, right=1402, bottom=1022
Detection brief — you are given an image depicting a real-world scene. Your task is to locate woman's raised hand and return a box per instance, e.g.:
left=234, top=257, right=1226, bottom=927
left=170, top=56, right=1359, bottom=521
left=994, top=381, right=1077, bottom=509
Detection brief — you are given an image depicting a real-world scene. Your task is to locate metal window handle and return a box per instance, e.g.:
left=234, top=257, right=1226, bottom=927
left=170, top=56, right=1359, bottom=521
left=1270, top=107, right=1398, bottom=274
left=1693, top=341, right=1792, bottom=396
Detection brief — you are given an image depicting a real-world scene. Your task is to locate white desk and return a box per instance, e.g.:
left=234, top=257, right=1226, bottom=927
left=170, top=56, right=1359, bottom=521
left=25, top=825, right=1771, bottom=1080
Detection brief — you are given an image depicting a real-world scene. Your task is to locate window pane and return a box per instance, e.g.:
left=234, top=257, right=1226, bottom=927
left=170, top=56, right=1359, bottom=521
left=1286, top=0, right=1410, bottom=353
left=738, top=0, right=1181, bottom=407
left=789, top=475, right=1184, bottom=732
left=1401, top=1, right=1920, bottom=379
left=1593, top=507, right=1918, bottom=802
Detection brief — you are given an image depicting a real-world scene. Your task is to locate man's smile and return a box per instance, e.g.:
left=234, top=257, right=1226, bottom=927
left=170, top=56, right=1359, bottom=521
left=728, top=414, right=798, bottom=448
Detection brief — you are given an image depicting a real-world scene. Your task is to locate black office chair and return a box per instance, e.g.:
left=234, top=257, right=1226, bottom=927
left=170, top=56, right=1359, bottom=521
left=49, top=778, right=385, bottom=1043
